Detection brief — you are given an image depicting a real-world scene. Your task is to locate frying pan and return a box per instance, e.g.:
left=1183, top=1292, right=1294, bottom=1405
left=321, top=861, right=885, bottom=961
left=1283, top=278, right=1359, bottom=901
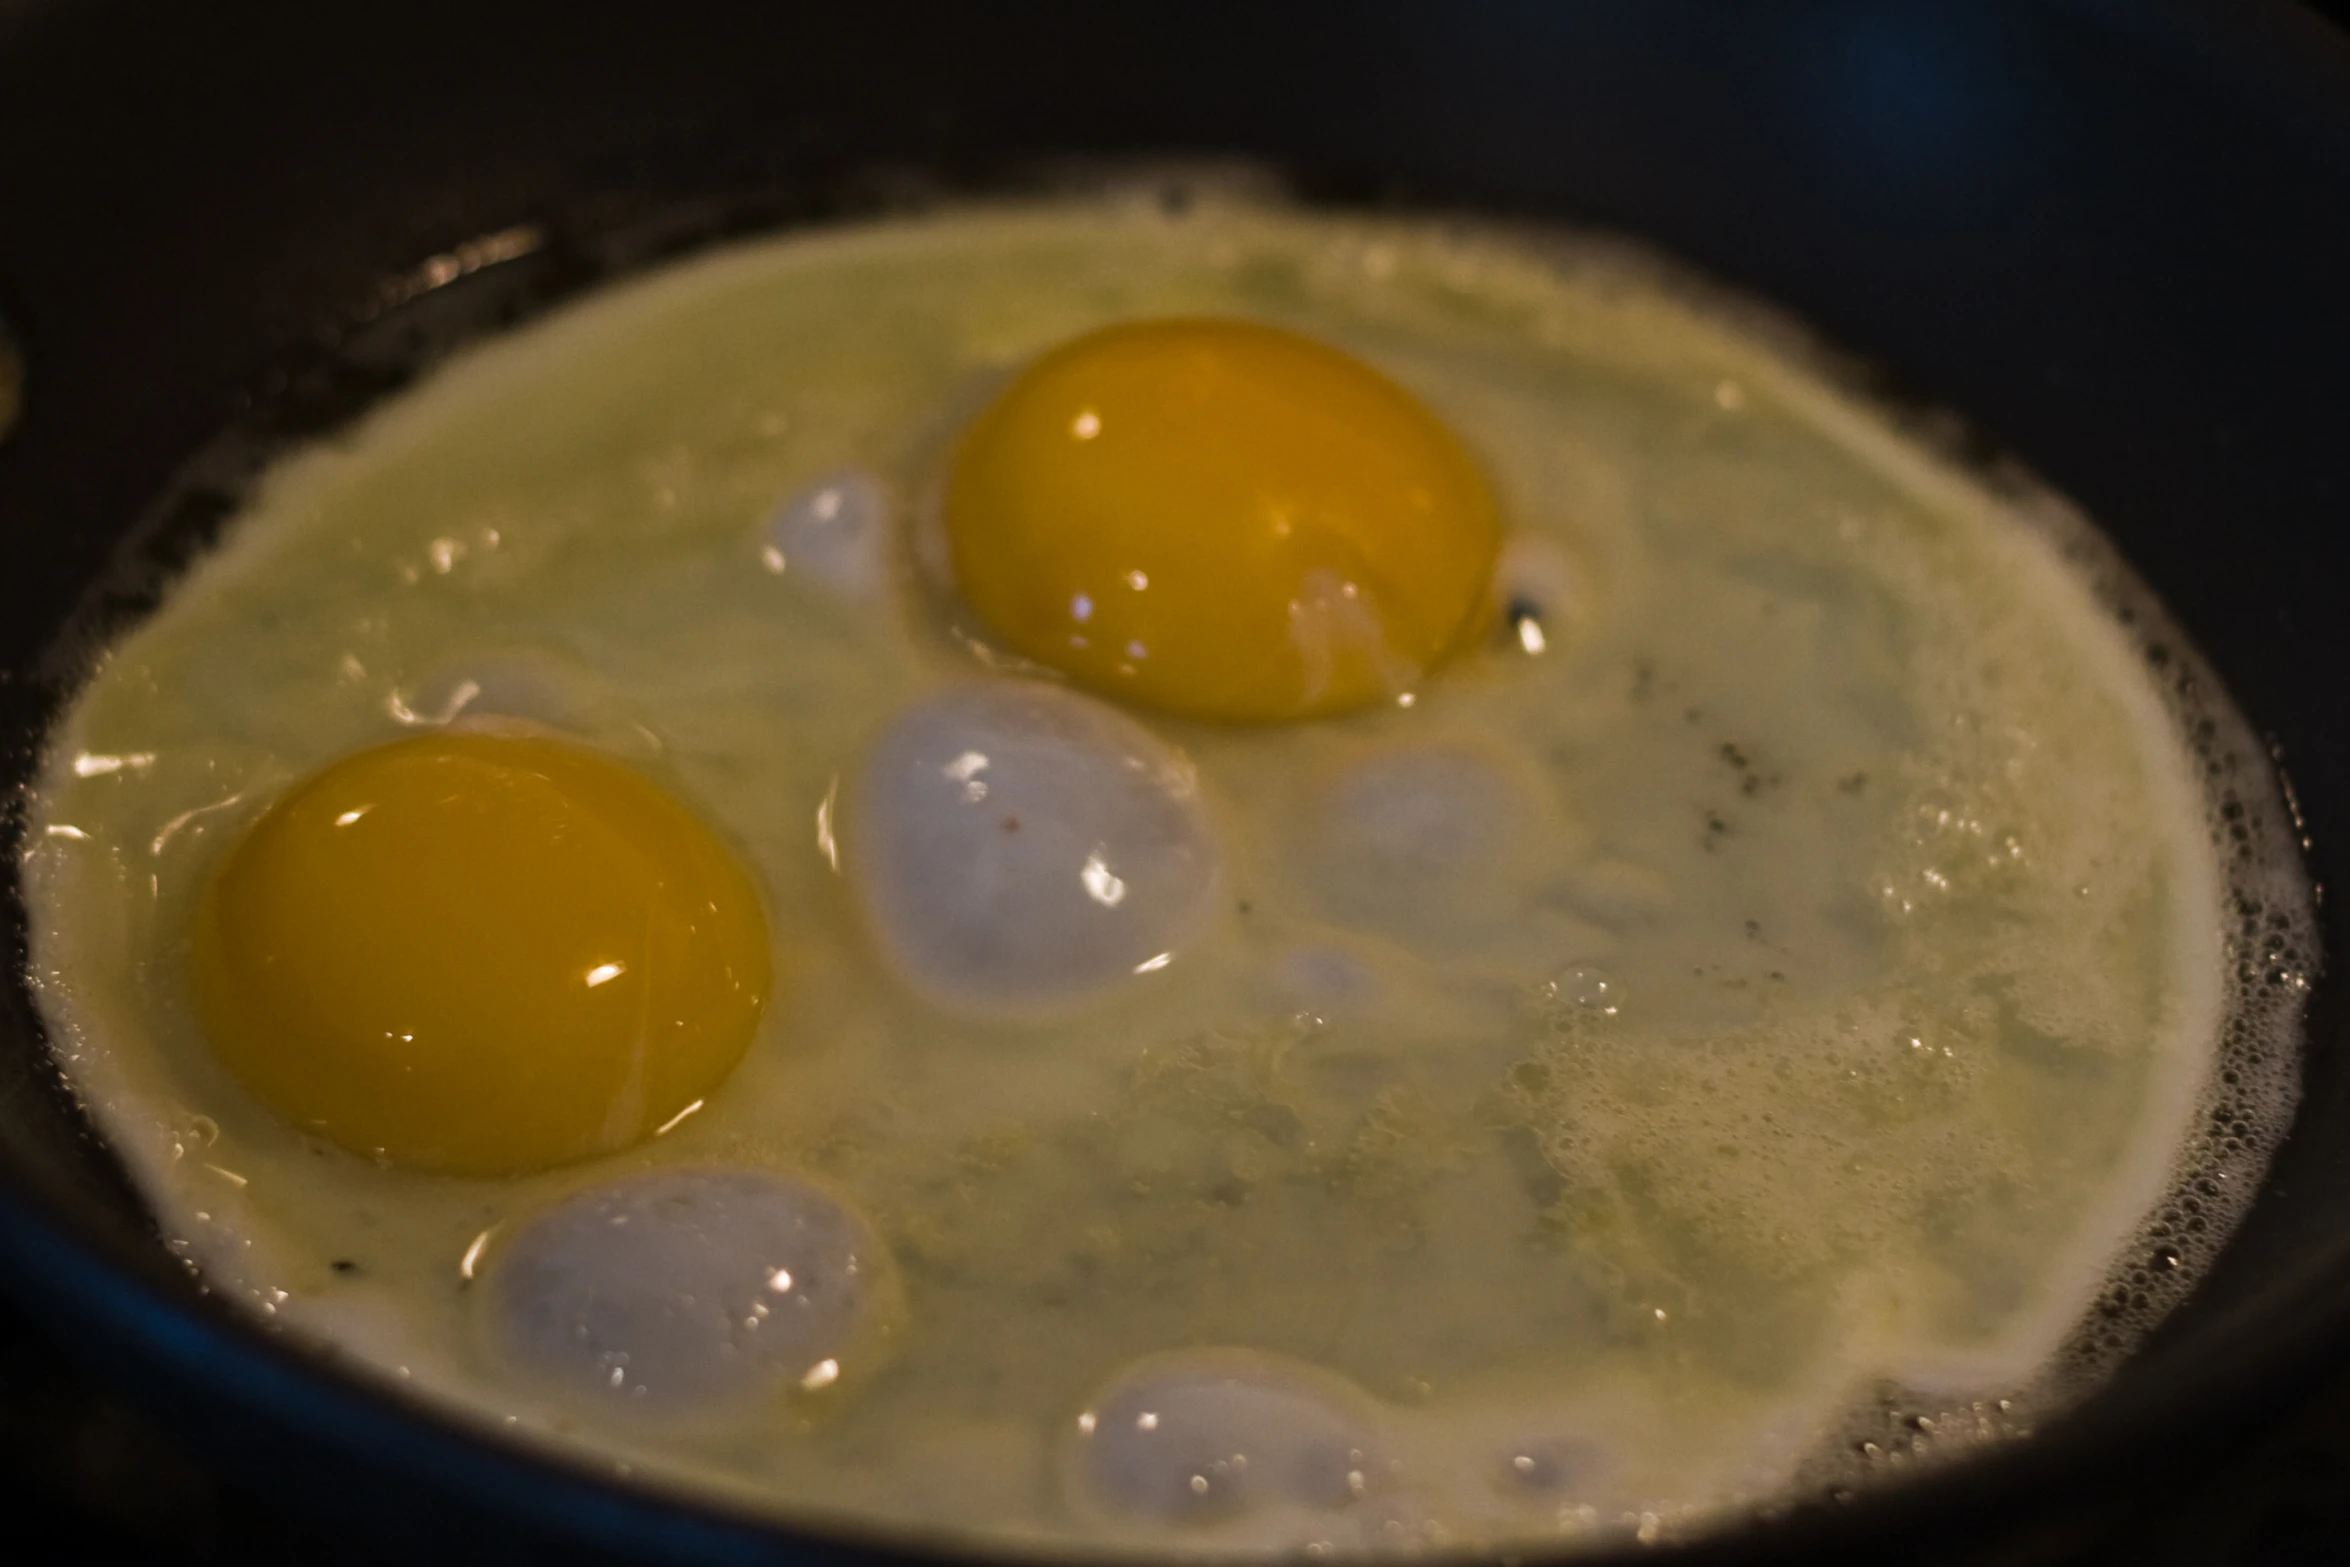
left=3, top=1, right=2348, bottom=1561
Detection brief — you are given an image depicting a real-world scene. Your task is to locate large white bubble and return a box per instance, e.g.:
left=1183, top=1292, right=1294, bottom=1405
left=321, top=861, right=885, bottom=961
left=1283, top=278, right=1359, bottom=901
left=843, top=681, right=1221, bottom=1013
left=483, top=1169, right=884, bottom=1412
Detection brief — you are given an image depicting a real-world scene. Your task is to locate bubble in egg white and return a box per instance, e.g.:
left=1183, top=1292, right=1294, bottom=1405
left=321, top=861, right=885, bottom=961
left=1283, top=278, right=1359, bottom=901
left=1278, top=945, right=1385, bottom=1014
left=1073, top=1352, right=1385, bottom=1525
left=1298, top=745, right=1537, bottom=943
left=484, top=1170, right=882, bottom=1412
left=762, top=469, right=890, bottom=599
left=843, top=681, right=1220, bottom=1013
left=1540, top=963, right=1620, bottom=1019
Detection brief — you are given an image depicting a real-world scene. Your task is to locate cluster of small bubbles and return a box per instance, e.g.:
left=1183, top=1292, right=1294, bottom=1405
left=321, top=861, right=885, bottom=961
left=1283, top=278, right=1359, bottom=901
left=1793, top=1385, right=2036, bottom=1500
left=1509, top=603, right=2308, bottom=1511
left=2096, top=599, right=2320, bottom=1360
left=1871, top=771, right=2039, bottom=922
left=1794, top=497, right=2317, bottom=1510
left=386, top=655, right=594, bottom=734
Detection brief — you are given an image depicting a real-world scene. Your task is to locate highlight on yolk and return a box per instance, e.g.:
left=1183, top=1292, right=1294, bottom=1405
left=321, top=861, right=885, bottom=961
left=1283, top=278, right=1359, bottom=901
left=187, top=731, right=771, bottom=1176
left=944, top=318, right=1502, bottom=723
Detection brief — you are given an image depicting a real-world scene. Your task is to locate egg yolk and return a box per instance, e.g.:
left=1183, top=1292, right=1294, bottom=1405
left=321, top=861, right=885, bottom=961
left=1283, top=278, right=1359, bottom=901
left=188, top=732, right=771, bottom=1176
left=945, top=319, right=1501, bottom=723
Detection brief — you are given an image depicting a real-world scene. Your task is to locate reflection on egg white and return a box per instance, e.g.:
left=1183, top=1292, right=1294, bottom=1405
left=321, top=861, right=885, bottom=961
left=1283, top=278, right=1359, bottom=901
left=388, top=654, right=592, bottom=732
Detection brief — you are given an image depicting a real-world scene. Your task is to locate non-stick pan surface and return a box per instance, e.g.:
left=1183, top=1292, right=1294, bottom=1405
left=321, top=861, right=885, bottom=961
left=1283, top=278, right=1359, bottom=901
left=3, top=2, right=2349, bottom=1562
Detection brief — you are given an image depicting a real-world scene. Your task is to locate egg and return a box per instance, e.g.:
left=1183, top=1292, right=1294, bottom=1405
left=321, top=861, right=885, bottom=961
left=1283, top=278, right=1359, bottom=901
left=18, top=192, right=2310, bottom=1555
left=188, top=731, right=770, bottom=1176
left=945, top=318, right=1500, bottom=722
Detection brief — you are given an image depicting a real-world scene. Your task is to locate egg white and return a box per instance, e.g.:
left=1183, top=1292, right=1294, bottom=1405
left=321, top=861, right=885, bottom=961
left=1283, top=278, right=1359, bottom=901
left=20, top=193, right=2294, bottom=1554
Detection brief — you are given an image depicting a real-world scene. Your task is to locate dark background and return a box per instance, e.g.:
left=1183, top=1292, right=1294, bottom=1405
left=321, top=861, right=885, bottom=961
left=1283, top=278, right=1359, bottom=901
left=4, top=1, right=2350, bottom=1561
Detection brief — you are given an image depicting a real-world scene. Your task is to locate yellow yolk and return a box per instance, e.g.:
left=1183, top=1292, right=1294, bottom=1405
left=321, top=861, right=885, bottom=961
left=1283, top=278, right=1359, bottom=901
left=187, top=732, right=771, bottom=1176
left=945, top=319, right=1501, bottom=722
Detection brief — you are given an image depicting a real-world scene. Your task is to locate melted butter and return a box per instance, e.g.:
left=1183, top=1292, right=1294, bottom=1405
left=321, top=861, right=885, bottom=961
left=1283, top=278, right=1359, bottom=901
left=20, top=195, right=2308, bottom=1555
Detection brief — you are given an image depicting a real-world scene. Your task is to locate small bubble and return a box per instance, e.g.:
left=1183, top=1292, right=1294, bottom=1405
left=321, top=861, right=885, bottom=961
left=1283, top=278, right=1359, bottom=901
left=1541, top=965, right=1619, bottom=1017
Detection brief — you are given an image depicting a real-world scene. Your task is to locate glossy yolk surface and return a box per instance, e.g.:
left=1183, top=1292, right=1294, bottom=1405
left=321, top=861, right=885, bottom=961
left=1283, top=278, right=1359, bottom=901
left=188, top=732, right=771, bottom=1176
left=945, top=319, right=1501, bottom=722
